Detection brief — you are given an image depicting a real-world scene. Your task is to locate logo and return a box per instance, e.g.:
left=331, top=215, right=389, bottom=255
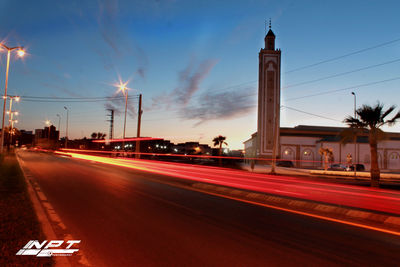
left=16, top=240, right=80, bottom=257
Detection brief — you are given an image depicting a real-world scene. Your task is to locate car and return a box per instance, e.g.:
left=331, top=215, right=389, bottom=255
left=346, top=164, right=365, bottom=171
left=328, top=164, right=347, bottom=171
left=276, top=160, right=294, bottom=167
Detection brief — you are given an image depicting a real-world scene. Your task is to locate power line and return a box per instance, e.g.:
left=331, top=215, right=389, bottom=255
left=285, top=75, right=400, bottom=102
left=282, top=105, right=341, bottom=122
left=284, top=58, right=400, bottom=89
left=20, top=95, right=139, bottom=103
left=285, top=37, right=400, bottom=74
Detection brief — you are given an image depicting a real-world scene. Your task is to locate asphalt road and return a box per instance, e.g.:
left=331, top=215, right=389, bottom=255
left=17, top=151, right=400, bottom=267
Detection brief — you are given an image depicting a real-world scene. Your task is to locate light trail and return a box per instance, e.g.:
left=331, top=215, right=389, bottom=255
left=55, top=151, right=400, bottom=216
left=92, top=137, right=163, bottom=143
left=60, top=148, right=355, bottom=166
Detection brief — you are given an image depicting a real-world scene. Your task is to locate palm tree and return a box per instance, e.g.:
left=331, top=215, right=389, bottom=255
left=91, top=132, right=98, bottom=139
left=213, top=135, right=228, bottom=166
left=343, top=103, right=400, bottom=187
left=319, top=147, right=333, bottom=171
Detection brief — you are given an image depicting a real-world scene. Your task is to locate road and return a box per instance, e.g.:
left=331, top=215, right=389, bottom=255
left=17, top=150, right=400, bottom=266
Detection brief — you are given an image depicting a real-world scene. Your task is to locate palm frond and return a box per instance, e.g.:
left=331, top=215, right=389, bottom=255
left=339, top=128, right=360, bottom=145
left=386, top=111, right=400, bottom=126
left=381, top=105, right=396, bottom=120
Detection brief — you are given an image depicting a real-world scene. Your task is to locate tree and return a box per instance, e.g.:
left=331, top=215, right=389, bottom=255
left=319, top=147, right=333, bottom=171
left=343, top=103, right=400, bottom=187
left=213, top=135, right=228, bottom=166
left=91, top=132, right=106, bottom=139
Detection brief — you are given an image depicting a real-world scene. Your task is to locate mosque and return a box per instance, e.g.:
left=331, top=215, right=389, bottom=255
left=243, top=25, right=400, bottom=171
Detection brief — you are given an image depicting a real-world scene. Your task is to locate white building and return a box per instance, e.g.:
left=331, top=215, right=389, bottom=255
left=244, top=25, right=400, bottom=172
left=244, top=125, right=400, bottom=171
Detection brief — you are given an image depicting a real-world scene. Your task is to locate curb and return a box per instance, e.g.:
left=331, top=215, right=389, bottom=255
left=310, top=170, right=400, bottom=181
left=16, top=153, right=71, bottom=267
left=191, top=182, right=400, bottom=234
left=16, top=152, right=92, bottom=267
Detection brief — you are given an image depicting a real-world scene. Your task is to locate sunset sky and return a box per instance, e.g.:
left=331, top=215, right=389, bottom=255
left=1, top=0, right=400, bottom=149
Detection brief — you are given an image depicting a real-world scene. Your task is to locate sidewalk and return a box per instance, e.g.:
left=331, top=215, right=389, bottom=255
left=240, top=163, right=400, bottom=183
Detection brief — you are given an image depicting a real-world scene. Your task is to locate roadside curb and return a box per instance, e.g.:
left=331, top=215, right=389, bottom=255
left=310, top=170, right=400, bottom=181
left=16, top=153, right=71, bottom=267
left=191, top=182, right=400, bottom=233
left=16, top=152, right=93, bottom=267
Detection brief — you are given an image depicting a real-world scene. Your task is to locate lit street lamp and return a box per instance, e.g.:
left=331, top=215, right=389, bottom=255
left=7, top=95, right=19, bottom=147
left=0, top=44, right=25, bottom=153
left=118, top=82, right=129, bottom=140
left=46, top=120, right=51, bottom=141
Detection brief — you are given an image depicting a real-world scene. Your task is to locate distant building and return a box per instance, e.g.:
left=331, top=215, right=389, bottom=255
left=34, top=125, right=59, bottom=148
left=18, top=130, right=34, bottom=147
left=173, top=142, right=212, bottom=155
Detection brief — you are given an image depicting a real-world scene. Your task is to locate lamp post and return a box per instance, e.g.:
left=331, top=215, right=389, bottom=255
left=0, top=44, right=25, bottom=153
left=120, top=84, right=128, bottom=140
left=64, top=107, right=69, bottom=148
left=7, top=95, right=19, bottom=147
left=136, top=94, right=142, bottom=159
left=351, top=91, right=357, bottom=176
left=45, top=120, right=51, bottom=141
left=116, top=82, right=129, bottom=150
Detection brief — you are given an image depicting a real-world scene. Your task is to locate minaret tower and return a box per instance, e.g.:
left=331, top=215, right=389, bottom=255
left=257, top=20, right=281, bottom=158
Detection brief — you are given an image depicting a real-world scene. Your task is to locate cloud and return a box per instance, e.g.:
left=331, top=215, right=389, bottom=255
left=104, top=94, right=137, bottom=118
left=95, top=0, right=148, bottom=78
left=174, top=59, right=218, bottom=106
left=148, top=58, right=218, bottom=111
left=41, top=82, right=83, bottom=98
left=149, top=57, right=255, bottom=126
left=97, top=0, right=120, bottom=55
left=180, top=87, right=257, bottom=126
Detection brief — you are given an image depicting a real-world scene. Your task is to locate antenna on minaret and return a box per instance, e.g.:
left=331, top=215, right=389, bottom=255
left=264, top=19, right=267, bottom=35
left=269, top=18, right=271, bottom=30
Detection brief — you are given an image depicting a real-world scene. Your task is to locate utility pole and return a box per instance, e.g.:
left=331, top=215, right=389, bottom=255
left=56, top=114, right=61, bottom=135
left=135, top=94, right=143, bottom=159
left=107, top=109, right=114, bottom=140
left=64, top=106, right=69, bottom=148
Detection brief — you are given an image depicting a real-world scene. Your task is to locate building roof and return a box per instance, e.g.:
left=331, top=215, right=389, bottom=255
left=244, top=125, right=400, bottom=143
left=266, top=29, right=275, bottom=37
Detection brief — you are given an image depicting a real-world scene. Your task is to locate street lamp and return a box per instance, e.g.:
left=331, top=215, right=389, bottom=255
left=45, top=120, right=51, bottom=141
left=351, top=91, right=357, bottom=176
left=0, top=43, right=25, bottom=153
left=118, top=82, right=129, bottom=140
left=64, top=107, right=69, bottom=148
left=7, top=95, right=19, bottom=147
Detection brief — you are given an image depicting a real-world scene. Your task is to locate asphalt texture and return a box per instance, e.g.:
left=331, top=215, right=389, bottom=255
left=16, top=151, right=400, bottom=267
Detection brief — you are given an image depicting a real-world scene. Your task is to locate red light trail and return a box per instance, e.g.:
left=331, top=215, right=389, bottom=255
left=55, top=151, right=400, bottom=216
left=60, top=148, right=352, bottom=166
left=92, top=137, right=164, bottom=143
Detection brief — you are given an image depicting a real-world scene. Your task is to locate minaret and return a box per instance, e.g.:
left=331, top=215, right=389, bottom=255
left=257, top=21, right=281, bottom=159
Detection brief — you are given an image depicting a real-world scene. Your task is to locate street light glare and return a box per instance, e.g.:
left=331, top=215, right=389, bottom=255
left=15, top=96, right=20, bottom=102
left=118, top=82, right=129, bottom=94
left=45, top=120, right=51, bottom=125
left=17, top=49, right=25, bottom=57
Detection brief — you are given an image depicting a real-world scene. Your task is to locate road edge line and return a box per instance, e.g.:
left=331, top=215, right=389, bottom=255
left=16, top=152, right=71, bottom=267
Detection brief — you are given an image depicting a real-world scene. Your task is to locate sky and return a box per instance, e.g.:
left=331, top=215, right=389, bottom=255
left=0, top=0, right=400, bottom=149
